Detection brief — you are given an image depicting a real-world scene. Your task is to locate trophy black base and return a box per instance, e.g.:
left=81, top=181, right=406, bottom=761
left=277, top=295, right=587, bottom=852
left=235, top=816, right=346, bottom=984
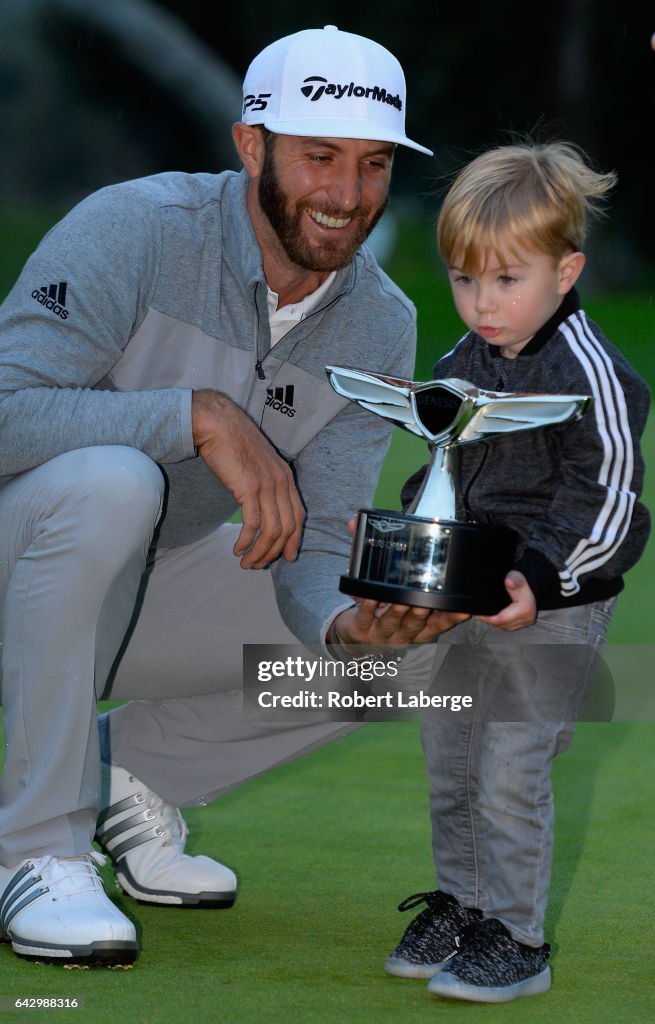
left=340, top=509, right=517, bottom=615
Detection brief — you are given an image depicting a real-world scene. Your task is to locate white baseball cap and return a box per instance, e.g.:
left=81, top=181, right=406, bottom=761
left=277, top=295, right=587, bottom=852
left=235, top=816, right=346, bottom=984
left=241, top=25, right=433, bottom=156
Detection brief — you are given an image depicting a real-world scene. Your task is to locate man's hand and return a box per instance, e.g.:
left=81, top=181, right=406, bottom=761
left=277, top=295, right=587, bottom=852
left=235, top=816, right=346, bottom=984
left=192, top=389, right=305, bottom=568
left=330, top=518, right=469, bottom=649
left=331, top=599, right=469, bottom=651
left=476, top=570, right=537, bottom=631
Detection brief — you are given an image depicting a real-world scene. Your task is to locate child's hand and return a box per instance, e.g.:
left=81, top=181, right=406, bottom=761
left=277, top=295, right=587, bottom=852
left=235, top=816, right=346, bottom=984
left=476, top=571, right=537, bottom=631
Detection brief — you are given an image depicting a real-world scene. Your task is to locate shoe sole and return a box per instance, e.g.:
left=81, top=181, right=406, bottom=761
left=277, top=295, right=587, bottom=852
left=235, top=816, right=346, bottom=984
left=116, top=865, right=236, bottom=909
left=9, top=937, right=138, bottom=967
left=384, top=956, right=448, bottom=979
left=428, top=965, right=552, bottom=1003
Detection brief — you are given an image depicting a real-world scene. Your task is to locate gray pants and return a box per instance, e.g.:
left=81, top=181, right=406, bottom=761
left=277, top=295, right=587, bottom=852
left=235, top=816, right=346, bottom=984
left=0, top=446, right=354, bottom=866
left=421, top=601, right=615, bottom=946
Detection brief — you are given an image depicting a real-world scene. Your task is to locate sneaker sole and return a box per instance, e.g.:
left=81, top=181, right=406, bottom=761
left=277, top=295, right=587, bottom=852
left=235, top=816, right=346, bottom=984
left=10, top=937, right=138, bottom=967
left=428, top=965, right=552, bottom=1003
left=384, top=956, right=448, bottom=979
left=116, top=866, right=236, bottom=909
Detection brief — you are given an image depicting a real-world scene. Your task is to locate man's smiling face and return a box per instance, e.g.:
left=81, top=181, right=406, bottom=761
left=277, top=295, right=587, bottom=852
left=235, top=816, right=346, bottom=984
left=257, top=133, right=394, bottom=272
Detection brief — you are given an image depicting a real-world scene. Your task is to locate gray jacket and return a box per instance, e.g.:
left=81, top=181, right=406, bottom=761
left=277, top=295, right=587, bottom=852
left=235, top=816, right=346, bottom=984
left=0, top=169, right=417, bottom=642
left=401, top=289, right=650, bottom=608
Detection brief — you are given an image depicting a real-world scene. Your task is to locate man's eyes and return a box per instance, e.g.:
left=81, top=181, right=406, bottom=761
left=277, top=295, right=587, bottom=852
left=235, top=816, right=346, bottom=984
left=304, top=154, right=389, bottom=169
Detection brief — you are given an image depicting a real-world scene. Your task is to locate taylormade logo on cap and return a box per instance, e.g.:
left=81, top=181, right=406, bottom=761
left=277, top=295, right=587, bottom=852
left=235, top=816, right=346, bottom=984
left=241, top=25, right=432, bottom=156
left=299, top=76, right=402, bottom=111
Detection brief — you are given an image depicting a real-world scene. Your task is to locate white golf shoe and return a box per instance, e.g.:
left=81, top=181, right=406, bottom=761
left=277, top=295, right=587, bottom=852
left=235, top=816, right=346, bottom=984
left=96, top=763, right=237, bottom=908
left=0, top=852, right=137, bottom=965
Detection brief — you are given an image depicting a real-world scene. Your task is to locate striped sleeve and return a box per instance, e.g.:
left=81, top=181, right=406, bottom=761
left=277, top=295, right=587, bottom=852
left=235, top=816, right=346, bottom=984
left=558, top=311, right=637, bottom=596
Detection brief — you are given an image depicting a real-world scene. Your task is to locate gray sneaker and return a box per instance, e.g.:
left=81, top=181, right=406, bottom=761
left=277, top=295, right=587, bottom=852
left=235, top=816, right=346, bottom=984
left=384, top=890, right=482, bottom=979
left=427, top=917, right=551, bottom=1002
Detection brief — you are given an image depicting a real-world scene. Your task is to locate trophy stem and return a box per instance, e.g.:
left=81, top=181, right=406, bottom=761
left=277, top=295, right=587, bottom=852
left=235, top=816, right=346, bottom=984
left=407, top=446, right=458, bottom=521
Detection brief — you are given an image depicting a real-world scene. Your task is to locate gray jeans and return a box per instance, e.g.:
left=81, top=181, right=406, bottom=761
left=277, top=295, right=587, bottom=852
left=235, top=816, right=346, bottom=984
left=420, top=601, right=615, bottom=947
left=0, top=446, right=353, bottom=866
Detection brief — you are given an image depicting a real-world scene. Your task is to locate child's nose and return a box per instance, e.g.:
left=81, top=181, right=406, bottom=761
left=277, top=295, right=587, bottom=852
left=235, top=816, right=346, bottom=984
left=475, top=285, right=496, bottom=314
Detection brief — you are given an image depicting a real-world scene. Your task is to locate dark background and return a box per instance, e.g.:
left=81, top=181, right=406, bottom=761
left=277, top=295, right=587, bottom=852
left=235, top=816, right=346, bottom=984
left=1, top=0, right=654, bottom=286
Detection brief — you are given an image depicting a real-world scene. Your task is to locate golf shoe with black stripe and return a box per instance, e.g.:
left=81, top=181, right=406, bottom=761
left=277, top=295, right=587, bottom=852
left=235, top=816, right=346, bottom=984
left=0, top=853, right=137, bottom=965
left=96, top=763, right=236, bottom=907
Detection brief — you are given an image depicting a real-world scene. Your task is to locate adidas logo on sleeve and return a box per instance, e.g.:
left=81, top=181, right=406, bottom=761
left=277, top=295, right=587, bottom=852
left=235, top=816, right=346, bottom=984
left=31, top=281, right=69, bottom=320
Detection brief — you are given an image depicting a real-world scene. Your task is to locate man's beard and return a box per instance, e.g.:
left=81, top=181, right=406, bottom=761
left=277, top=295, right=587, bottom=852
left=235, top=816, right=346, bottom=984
left=258, top=141, right=388, bottom=272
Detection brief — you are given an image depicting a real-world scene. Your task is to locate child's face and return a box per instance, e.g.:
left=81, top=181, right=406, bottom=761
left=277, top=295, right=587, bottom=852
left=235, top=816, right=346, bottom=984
left=446, top=243, right=584, bottom=358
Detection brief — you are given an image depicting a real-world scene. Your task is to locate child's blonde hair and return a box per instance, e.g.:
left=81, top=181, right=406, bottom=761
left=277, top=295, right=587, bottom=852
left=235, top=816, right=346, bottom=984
left=437, top=141, right=616, bottom=272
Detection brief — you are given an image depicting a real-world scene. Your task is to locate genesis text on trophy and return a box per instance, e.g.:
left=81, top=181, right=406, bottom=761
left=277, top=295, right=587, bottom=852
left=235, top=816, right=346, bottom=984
left=326, top=367, right=591, bottom=614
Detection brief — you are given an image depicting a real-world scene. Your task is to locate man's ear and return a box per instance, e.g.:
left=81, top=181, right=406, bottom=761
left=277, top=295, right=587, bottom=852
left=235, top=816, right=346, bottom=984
left=557, top=250, right=586, bottom=295
left=232, top=123, right=266, bottom=179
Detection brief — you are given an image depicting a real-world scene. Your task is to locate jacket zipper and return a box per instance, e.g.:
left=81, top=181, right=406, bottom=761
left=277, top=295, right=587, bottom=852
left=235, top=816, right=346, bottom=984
left=248, top=287, right=344, bottom=395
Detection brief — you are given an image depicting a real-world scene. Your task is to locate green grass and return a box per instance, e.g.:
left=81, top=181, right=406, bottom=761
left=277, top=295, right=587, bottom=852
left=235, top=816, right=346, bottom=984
left=0, top=721, right=653, bottom=1023
left=0, top=206, right=67, bottom=303
left=0, top=210, right=653, bottom=1021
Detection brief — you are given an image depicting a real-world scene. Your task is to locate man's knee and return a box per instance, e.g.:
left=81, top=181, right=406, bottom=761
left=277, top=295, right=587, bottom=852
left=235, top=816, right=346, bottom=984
left=53, top=446, right=165, bottom=532
left=14, top=446, right=167, bottom=566
left=1, top=446, right=165, bottom=567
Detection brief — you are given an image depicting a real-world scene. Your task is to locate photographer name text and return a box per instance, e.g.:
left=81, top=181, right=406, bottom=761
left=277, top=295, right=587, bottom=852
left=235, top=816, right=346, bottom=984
left=257, top=690, right=472, bottom=711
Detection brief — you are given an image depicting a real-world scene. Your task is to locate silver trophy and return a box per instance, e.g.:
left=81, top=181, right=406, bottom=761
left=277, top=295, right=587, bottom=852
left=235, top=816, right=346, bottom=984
left=326, top=367, right=591, bottom=614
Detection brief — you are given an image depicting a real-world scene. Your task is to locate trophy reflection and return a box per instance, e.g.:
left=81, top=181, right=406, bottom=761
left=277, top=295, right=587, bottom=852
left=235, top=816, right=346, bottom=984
left=326, top=367, right=591, bottom=614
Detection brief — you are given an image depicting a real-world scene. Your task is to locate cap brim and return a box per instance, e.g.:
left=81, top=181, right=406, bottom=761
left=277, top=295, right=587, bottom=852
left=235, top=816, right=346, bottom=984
left=262, top=118, right=433, bottom=156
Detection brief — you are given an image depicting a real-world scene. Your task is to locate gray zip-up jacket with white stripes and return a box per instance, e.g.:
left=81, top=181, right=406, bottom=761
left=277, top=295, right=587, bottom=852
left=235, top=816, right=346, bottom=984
left=0, top=169, right=416, bottom=643
left=401, top=289, right=650, bottom=609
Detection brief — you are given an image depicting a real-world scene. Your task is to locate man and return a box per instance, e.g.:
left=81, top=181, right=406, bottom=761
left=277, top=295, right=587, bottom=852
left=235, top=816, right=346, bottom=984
left=0, top=26, right=453, bottom=967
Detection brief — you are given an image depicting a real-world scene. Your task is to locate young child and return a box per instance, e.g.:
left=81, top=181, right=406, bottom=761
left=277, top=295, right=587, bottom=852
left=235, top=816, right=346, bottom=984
left=384, top=142, right=651, bottom=1002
